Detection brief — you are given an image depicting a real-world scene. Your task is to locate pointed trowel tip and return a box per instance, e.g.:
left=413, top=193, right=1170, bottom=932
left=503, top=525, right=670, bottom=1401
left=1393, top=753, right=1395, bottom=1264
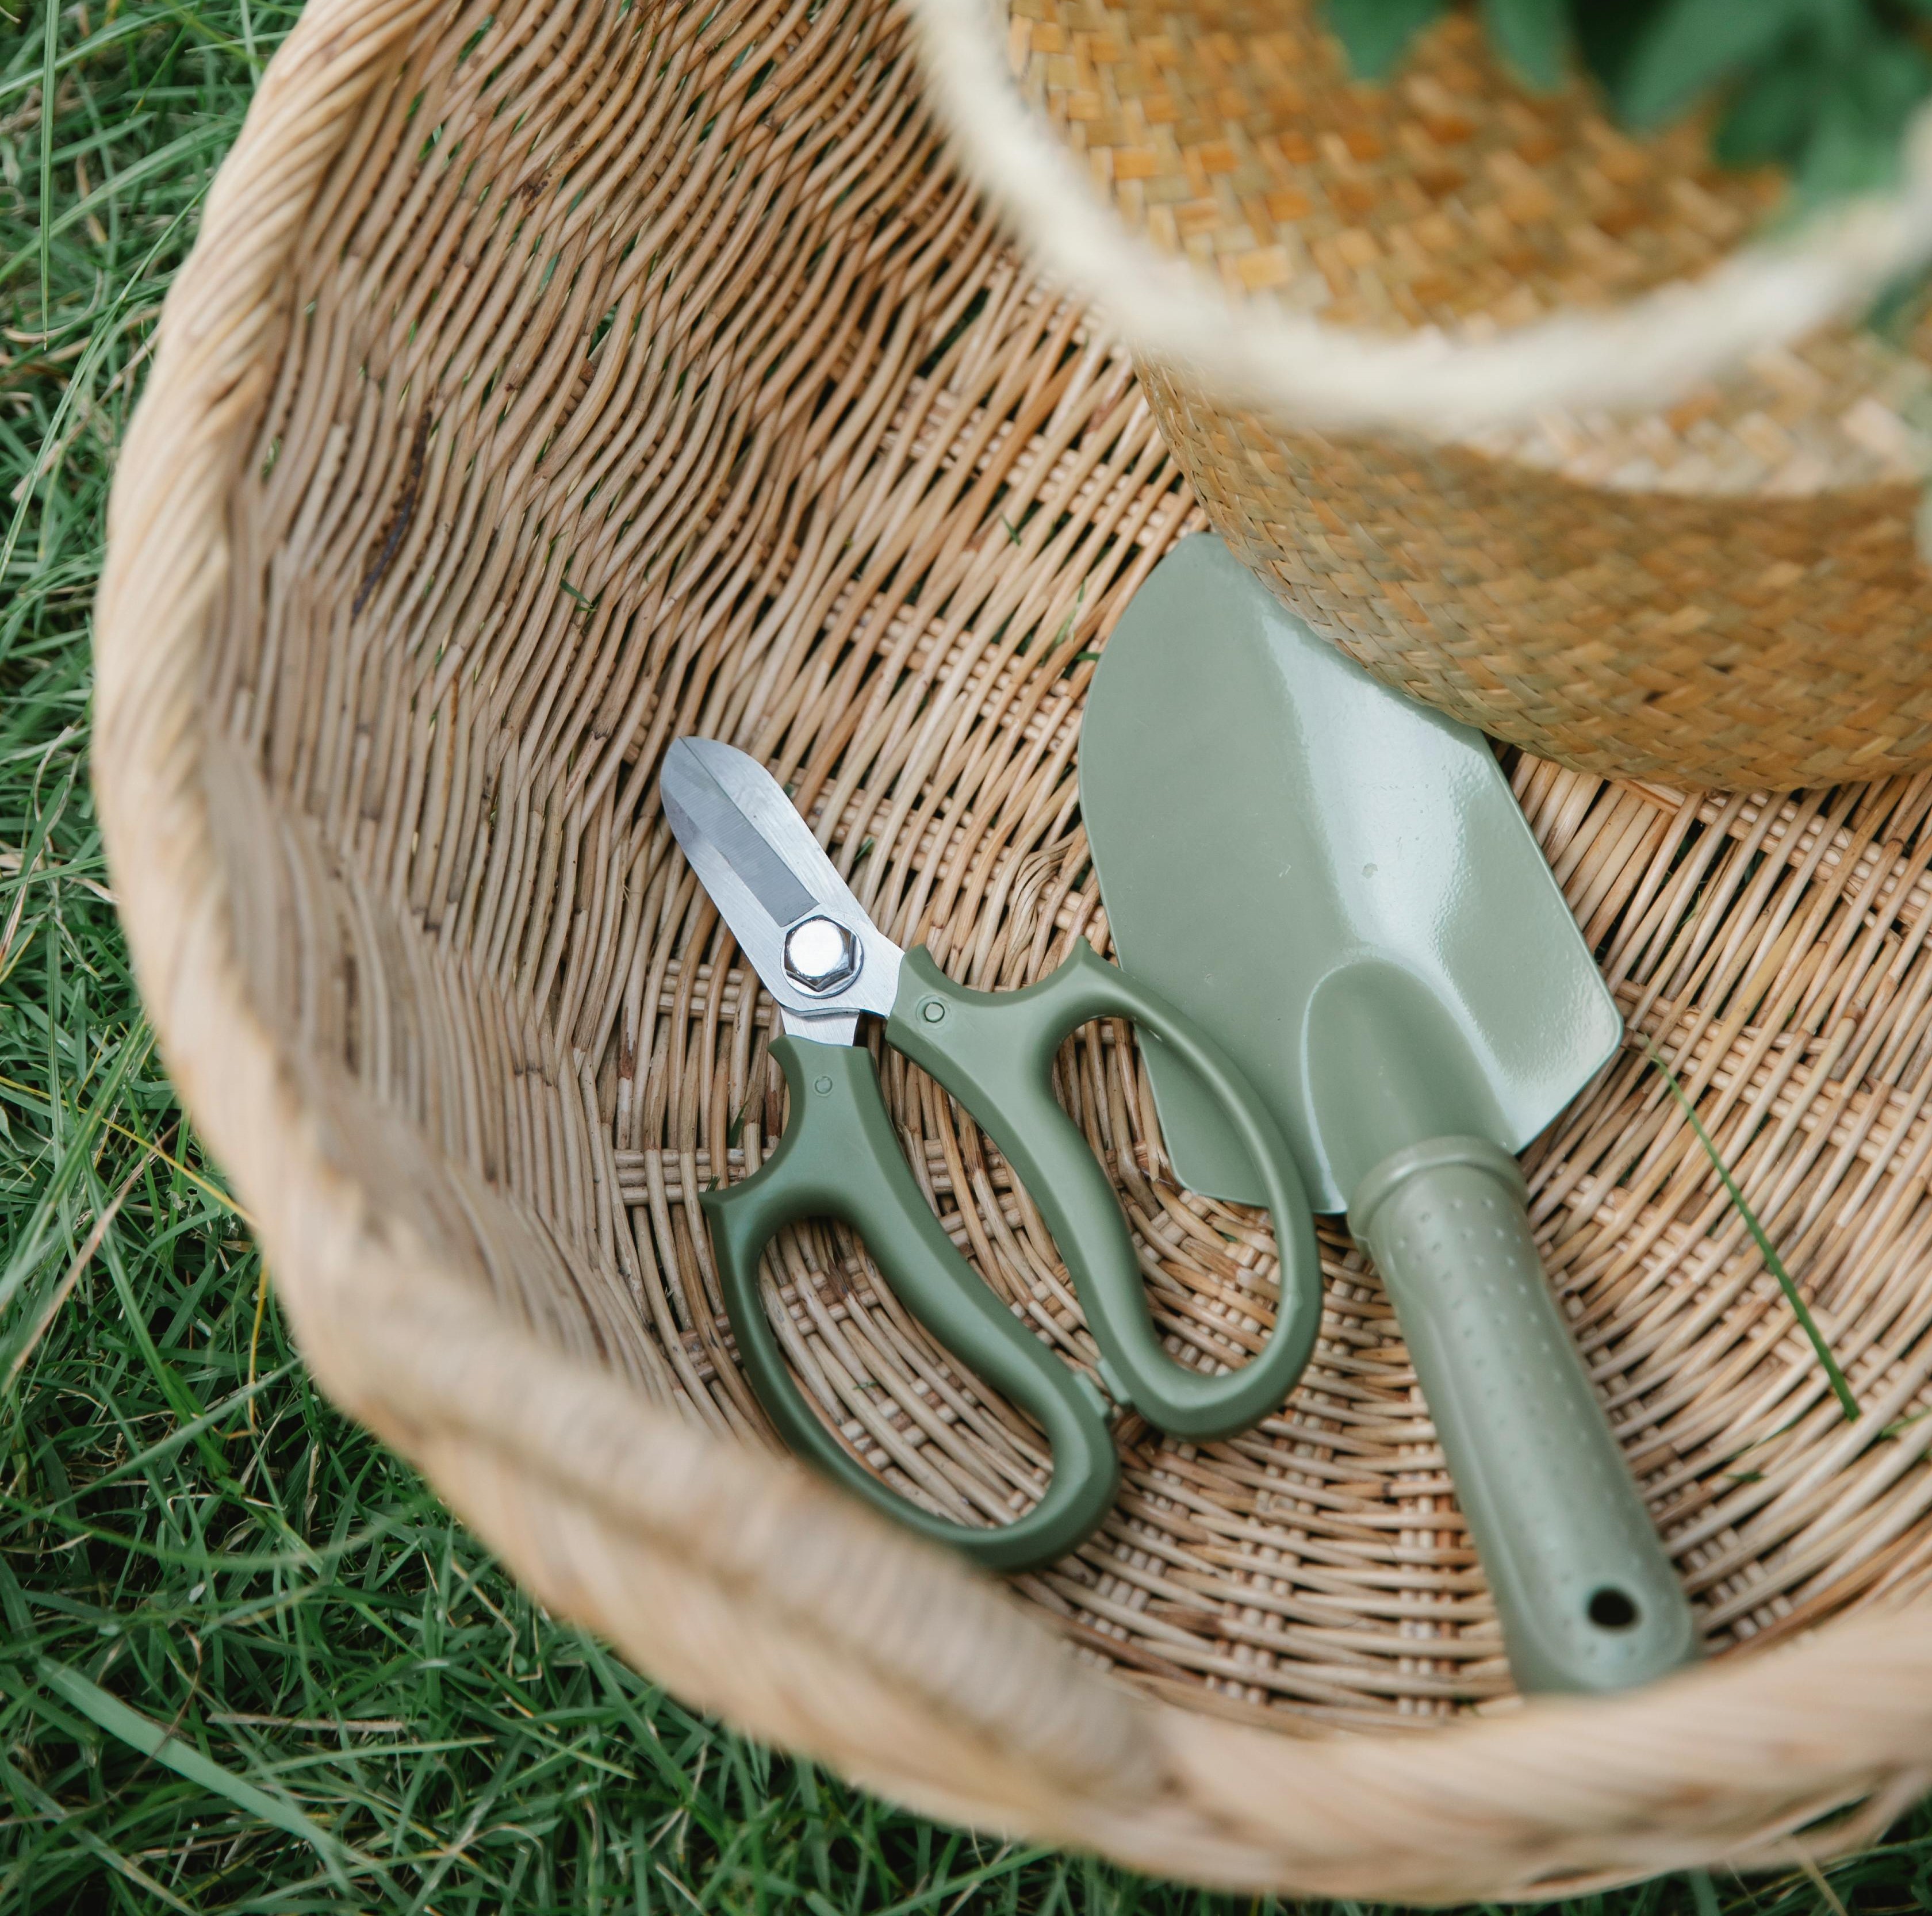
left=1081, top=532, right=1619, bottom=1214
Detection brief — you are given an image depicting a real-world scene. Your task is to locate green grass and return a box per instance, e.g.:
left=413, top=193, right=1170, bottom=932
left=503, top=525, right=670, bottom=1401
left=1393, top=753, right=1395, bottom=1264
left=1639, top=1037, right=1861, bottom=1425
left=2, top=0, right=1931, bottom=1907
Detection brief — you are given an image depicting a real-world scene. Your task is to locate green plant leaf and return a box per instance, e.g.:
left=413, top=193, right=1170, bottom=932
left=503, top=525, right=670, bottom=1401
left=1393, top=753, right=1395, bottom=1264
left=1324, top=0, right=1450, bottom=82
left=1851, top=26, right=1932, bottom=131
left=1572, top=0, right=1677, bottom=100
left=1795, top=33, right=1932, bottom=204
left=1714, top=52, right=1818, bottom=170
left=1481, top=0, right=1569, bottom=91
left=1800, top=104, right=1896, bottom=202
left=1618, top=0, right=1815, bottom=130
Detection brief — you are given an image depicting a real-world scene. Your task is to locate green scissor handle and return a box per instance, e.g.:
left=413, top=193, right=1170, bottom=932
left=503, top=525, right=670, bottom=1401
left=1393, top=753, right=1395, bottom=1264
left=704, top=1038, right=1121, bottom=1570
left=886, top=942, right=1321, bottom=1438
left=704, top=940, right=1320, bottom=1569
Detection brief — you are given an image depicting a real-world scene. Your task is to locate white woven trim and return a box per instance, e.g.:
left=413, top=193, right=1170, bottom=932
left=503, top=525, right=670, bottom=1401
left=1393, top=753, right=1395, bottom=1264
left=907, top=0, right=1932, bottom=438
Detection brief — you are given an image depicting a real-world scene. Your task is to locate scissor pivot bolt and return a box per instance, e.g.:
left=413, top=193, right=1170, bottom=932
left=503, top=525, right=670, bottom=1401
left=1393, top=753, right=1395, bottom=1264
left=784, top=915, right=861, bottom=994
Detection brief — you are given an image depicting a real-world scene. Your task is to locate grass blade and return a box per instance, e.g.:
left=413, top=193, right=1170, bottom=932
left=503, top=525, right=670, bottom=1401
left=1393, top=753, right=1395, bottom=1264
left=1643, top=1034, right=1858, bottom=1419
left=32, top=1654, right=356, bottom=1877
left=0, top=1751, right=201, bottom=1915
left=38, top=0, right=56, bottom=331
left=0, top=1139, right=151, bottom=1388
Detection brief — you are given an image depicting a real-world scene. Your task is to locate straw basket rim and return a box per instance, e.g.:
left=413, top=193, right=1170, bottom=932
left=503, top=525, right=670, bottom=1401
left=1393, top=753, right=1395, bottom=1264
left=90, top=0, right=1932, bottom=1895
left=906, top=0, right=1932, bottom=437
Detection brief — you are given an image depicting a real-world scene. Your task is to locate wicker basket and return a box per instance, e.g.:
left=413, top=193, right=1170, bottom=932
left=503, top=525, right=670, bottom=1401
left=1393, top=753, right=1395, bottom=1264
left=908, top=0, right=1932, bottom=789
left=95, top=0, right=1932, bottom=1897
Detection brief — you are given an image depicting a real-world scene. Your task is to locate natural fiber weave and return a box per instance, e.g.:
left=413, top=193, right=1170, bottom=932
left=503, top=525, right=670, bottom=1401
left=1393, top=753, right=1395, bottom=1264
left=1003, top=0, right=1784, bottom=329
left=913, top=0, right=1932, bottom=788
left=94, top=0, right=1932, bottom=1894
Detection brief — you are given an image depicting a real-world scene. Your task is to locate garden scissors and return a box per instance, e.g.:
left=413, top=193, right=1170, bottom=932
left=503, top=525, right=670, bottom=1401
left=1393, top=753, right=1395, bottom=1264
left=660, top=736, right=1320, bottom=1569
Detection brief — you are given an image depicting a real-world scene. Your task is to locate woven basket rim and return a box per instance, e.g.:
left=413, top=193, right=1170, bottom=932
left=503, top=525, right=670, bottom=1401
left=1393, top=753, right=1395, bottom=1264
left=88, top=0, right=1932, bottom=1892
left=907, top=0, right=1932, bottom=437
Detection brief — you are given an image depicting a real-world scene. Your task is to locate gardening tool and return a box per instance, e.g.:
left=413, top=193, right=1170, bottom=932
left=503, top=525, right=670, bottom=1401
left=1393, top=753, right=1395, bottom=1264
left=658, top=736, right=1322, bottom=1570
left=1079, top=534, right=1700, bottom=1692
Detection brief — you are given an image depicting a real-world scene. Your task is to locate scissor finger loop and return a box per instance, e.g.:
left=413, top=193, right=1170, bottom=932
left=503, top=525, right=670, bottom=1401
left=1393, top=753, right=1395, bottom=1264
left=661, top=736, right=1322, bottom=1567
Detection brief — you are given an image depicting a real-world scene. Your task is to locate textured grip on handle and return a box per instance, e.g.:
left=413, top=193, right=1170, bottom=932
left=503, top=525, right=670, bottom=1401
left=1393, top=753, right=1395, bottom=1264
left=703, top=1037, right=1119, bottom=1571
left=1352, top=1137, right=1699, bottom=1694
left=887, top=942, right=1321, bottom=1437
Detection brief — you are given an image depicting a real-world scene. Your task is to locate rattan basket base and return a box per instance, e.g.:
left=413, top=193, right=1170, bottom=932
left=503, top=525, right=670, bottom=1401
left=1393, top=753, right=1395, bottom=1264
left=93, top=0, right=1932, bottom=1892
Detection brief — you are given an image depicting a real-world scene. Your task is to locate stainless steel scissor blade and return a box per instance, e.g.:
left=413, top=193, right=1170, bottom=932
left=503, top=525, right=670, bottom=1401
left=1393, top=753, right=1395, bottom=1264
left=660, top=737, right=903, bottom=1043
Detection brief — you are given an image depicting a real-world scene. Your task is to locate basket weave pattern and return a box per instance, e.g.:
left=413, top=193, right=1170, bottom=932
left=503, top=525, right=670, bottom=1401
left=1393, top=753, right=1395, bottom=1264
left=999, top=0, right=1932, bottom=787
left=93, top=0, right=1932, bottom=1893
left=1143, top=359, right=1932, bottom=786
left=1002, top=0, right=1780, bottom=327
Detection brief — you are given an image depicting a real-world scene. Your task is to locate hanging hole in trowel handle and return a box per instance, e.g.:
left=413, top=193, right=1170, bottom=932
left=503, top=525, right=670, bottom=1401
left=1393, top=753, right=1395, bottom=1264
left=1588, top=1587, right=1640, bottom=1631
left=1348, top=1136, right=1701, bottom=1692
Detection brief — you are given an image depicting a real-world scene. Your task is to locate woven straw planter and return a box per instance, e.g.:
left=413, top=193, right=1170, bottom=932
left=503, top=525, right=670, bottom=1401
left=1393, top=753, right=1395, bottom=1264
left=94, top=0, right=1932, bottom=1898
left=910, top=0, right=1932, bottom=789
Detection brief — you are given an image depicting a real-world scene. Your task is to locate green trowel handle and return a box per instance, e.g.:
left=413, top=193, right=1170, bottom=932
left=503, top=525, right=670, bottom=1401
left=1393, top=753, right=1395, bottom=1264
left=1352, top=1137, right=1700, bottom=1694
left=703, top=1037, right=1120, bottom=1572
left=887, top=941, right=1322, bottom=1438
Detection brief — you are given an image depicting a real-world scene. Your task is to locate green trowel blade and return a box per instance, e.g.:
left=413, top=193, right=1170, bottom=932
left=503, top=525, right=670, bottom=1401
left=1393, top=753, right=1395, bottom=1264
left=1079, top=534, right=1623, bottom=1214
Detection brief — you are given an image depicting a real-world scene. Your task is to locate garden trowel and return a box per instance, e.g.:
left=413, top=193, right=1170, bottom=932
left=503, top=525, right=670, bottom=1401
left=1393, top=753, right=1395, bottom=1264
left=1079, top=533, right=1699, bottom=1694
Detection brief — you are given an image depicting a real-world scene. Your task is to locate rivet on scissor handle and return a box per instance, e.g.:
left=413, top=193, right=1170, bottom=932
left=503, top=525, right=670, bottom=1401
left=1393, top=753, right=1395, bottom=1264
left=918, top=998, right=946, bottom=1023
